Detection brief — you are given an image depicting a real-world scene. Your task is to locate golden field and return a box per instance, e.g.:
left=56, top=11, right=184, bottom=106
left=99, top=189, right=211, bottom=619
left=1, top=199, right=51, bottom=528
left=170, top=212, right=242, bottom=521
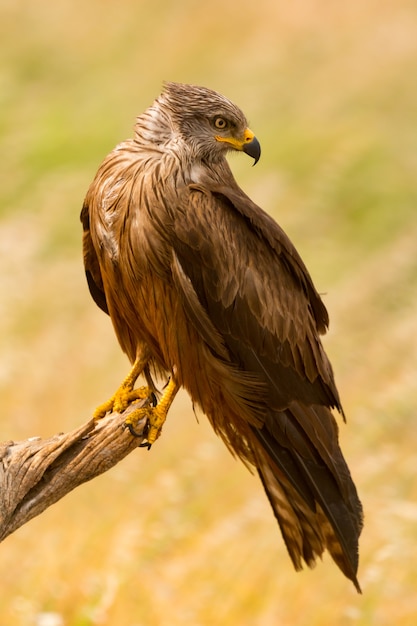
left=1, top=1, right=417, bottom=624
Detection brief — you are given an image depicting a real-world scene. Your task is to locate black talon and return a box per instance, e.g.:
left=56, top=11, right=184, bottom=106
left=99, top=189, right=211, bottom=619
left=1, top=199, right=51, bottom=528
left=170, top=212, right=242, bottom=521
left=126, top=422, right=144, bottom=438
left=126, top=414, right=152, bottom=449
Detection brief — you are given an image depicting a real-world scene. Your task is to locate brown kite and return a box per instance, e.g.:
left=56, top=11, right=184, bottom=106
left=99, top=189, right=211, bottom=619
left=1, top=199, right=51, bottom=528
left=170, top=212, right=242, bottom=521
left=81, top=82, right=363, bottom=591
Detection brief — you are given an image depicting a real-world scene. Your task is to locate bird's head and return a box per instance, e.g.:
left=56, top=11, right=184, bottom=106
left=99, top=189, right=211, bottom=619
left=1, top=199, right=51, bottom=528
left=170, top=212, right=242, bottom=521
left=152, top=82, right=261, bottom=165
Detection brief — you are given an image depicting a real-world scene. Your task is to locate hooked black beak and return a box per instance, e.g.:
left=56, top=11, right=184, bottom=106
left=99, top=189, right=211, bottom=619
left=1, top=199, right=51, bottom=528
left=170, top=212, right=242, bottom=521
left=243, top=136, right=261, bottom=165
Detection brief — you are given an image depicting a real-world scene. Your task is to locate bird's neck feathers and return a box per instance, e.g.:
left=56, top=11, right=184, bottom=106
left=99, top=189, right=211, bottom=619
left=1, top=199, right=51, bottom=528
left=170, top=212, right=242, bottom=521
left=133, top=97, right=234, bottom=186
left=134, top=99, right=173, bottom=147
left=133, top=99, right=191, bottom=166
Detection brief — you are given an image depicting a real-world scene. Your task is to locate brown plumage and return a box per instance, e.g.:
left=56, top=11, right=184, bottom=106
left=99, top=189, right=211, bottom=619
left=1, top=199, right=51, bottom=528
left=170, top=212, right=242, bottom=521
left=81, top=82, right=363, bottom=590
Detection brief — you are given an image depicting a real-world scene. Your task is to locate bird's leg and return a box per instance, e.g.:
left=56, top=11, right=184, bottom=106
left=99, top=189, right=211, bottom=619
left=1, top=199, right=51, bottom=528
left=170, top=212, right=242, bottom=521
left=125, top=376, right=179, bottom=447
left=93, top=354, right=152, bottom=420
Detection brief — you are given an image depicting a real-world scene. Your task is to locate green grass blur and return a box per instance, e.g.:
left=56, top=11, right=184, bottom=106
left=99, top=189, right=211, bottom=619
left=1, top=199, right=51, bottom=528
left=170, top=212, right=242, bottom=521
left=1, top=1, right=417, bottom=624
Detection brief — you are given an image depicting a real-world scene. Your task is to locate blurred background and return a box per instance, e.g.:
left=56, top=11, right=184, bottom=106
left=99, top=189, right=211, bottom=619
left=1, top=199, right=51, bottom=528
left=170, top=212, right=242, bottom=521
left=1, top=0, right=416, bottom=624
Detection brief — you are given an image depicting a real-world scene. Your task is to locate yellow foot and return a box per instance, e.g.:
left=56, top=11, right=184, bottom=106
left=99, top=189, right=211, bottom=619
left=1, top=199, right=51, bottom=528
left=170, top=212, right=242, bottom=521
left=125, top=403, right=168, bottom=447
left=93, top=353, right=153, bottom=421
left=125, top=377, right=179, bottom=448
left=93, top=385, right=153, bottom=420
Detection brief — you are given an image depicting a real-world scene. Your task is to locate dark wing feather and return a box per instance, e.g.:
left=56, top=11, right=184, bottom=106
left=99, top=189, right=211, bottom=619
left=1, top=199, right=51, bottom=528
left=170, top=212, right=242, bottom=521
left=212, top=184, right=330, bottom=335
left=173, top=184, right=339, bottom=408
left=80, top=201, right=109, bottom=315
left=171, top=252, right=230, bottom=361
left=171, top=184, right=362, bottom=589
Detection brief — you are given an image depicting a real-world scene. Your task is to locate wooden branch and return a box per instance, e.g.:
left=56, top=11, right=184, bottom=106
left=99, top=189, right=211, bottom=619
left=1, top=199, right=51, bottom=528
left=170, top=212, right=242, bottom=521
left=0, top=403, right=148, bottom=543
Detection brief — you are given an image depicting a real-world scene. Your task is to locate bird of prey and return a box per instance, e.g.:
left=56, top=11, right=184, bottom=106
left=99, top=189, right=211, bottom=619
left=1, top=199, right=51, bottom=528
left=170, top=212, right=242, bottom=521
left=81, top=82, right=363, bottom=591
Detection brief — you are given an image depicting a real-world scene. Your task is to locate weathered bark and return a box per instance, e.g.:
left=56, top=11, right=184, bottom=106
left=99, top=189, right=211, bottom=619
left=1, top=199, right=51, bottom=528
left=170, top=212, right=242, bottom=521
left=0, top=404, right=147, bottom=543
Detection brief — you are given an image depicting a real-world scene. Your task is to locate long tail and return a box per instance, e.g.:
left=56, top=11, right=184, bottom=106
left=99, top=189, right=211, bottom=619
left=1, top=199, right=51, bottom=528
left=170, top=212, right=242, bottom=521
left=250, top=402, right=363, bottom=592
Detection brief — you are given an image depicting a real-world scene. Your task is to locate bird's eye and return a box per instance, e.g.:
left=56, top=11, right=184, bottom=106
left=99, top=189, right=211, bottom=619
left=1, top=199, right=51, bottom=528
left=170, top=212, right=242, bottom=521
left=213, top=116, right=228, bottom=130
